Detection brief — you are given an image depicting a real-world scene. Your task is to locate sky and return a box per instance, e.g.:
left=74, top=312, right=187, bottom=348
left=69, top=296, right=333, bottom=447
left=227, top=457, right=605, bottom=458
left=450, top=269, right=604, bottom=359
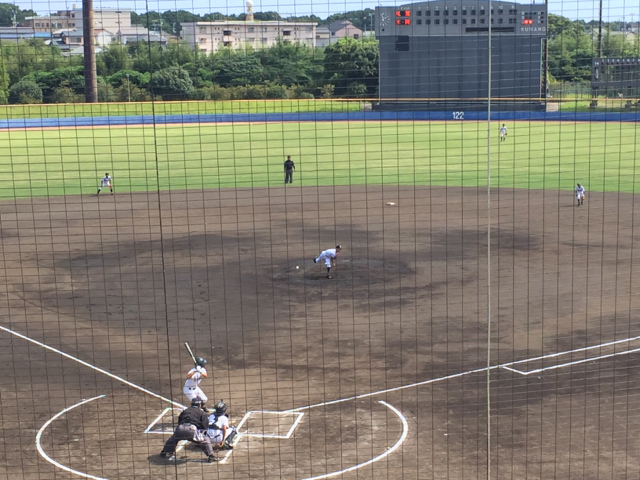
left=11, top=0, right=640, bottom=22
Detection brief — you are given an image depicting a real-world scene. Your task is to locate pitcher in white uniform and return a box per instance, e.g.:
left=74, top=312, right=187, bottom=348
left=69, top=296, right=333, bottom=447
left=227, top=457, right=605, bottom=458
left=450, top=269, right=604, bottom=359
left=183, top=356, right=209, bottom=409
left=313, top=245, right=342, bottom=279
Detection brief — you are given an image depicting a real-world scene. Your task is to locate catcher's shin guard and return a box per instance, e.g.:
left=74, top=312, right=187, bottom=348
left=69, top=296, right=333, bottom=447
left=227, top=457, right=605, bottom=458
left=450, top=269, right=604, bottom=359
left=224, top=429, right=238, bottom=449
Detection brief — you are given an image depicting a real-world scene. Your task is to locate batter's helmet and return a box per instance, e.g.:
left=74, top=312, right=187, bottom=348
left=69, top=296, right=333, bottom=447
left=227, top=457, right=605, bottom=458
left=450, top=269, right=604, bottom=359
left=191, top=397, right=205, bottom=407
left=214, top=400, right=227, bottom=415
left=195, top=357, right=207, bottom=367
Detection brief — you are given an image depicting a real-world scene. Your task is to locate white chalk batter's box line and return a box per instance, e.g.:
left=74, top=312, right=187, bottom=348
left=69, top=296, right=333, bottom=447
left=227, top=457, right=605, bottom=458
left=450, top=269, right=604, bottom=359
left=235, top=410, right=305, bottom=439
left=144, top=407, right=177, bottom=434
left=500, top=335, right=640, bottom=376
left=143, top=407, right=304, bottom=440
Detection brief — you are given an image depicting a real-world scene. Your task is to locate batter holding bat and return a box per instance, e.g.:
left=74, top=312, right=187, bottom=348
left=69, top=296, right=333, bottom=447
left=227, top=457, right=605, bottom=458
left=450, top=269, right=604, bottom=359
left=183, top=343, right=210, bottom=411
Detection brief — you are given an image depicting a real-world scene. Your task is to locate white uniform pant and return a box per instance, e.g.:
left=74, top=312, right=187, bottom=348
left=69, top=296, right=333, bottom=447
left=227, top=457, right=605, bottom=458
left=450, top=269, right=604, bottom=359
left=183, top=386, right=208, bottom=403
left=315, top=256, right=332, bottom=267
left=207, top=426, right=234, bottom=445
left=576, top=193, right=584, bottom=201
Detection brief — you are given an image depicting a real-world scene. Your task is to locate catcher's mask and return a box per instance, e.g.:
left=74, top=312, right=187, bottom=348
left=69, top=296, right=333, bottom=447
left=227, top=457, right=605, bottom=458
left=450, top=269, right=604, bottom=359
left=214, top=400, right=227, bottom=415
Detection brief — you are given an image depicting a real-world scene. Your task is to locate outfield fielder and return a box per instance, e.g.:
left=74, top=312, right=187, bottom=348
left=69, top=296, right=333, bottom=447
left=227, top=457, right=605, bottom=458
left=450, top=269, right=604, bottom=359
left=575, top=183, right=586, bottom=206
left=97, top=173, right=113, bottom=195
left=500, top=124, right=507, bottom=142
left=184, top=357, right=210, bottom=410
left=313, top=245, right=341, bottom=279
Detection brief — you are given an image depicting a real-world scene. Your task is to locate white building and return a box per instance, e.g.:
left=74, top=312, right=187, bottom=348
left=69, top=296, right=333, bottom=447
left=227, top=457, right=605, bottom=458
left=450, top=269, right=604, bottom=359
left=316, top=20, right=363, bottom=47
left=23, top=6, right=132, bottom=33
left=87, top=8, right=131, bottom=32
left=181, top=21, right=316, bottom=54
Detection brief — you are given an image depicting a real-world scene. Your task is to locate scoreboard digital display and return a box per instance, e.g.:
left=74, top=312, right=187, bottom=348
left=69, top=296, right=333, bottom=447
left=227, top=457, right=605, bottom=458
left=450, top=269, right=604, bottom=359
left=395, top=10, right=411, bottom=25
left=522, top=10, right=544, bottom=25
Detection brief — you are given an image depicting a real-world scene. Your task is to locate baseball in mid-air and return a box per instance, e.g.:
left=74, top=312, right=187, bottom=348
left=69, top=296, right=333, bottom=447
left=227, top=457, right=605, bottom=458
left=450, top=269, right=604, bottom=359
left=296, top=266, right=300, bottom=269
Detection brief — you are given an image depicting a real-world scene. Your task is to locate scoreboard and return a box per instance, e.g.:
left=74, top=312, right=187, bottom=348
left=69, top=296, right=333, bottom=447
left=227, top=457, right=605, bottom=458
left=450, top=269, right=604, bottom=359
left=377, top=1, right=547, bottom=37
left=375, top=0, right=547, bottom=104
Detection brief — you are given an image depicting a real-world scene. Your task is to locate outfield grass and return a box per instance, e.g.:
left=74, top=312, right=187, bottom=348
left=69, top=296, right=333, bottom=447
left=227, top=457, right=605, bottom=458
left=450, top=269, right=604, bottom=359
left=557, top=98, right=640, bottom=112
left=0, top=121, right=638, bottom=199
left=0, top=99, right=363, bottom=120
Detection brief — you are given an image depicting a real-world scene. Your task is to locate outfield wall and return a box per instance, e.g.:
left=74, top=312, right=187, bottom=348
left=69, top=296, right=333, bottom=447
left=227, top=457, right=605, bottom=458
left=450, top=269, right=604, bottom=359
left=0, top=110, right=637, bottom=129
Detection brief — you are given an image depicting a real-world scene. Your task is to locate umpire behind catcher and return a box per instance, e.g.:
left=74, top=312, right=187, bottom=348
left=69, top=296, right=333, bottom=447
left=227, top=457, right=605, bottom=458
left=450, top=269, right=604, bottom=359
left=160, top=397, right=218, bottom=462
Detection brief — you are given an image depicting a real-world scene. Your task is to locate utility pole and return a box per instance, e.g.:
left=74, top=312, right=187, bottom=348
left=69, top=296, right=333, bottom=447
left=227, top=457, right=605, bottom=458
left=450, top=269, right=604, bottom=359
left=597, top=0, right=603, bottom=57
left=83, top=0, right=97, bottom=102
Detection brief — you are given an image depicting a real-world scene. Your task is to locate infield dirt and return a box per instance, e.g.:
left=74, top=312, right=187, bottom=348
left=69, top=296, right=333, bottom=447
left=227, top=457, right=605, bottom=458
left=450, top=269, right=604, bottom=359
left=1, top=185, right=640, bottom=479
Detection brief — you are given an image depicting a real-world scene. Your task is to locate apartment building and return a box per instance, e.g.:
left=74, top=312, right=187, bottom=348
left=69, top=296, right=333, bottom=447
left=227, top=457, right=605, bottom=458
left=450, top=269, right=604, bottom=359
left=181, top=21, right=316, bottom=53
left=22, top=6, right=132, bottom=33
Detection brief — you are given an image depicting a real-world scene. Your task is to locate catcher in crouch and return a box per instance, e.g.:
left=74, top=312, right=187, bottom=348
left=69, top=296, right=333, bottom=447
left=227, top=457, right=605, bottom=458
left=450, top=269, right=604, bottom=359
left=206, top=400, right=238, bottom=450
left=313, top=245, right=341, bottom=279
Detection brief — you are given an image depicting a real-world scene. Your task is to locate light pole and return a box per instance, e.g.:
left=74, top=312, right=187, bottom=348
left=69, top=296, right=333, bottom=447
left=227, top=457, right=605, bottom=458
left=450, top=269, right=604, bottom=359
left=83, top=0, right=98, bottom=102
left=597, top=0, right=603, bottom=57
left=126, top=73, right=131, bottom=102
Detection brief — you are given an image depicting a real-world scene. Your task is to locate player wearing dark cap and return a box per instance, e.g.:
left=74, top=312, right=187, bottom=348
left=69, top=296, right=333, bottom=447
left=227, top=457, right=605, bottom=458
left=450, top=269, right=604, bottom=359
left=284, top=156, right=295, bottom=184
left=160, top=397, right=217, bottom=462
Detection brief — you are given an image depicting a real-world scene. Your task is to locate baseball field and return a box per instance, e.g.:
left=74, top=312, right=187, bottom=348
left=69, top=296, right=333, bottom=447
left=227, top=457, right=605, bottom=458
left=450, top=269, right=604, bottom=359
left=1, top=116, right=640, bottom=479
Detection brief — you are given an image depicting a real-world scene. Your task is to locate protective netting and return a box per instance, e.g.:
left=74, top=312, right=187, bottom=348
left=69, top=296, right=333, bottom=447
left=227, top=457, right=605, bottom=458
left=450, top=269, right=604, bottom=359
left=0, top=0, right=639, bottom=479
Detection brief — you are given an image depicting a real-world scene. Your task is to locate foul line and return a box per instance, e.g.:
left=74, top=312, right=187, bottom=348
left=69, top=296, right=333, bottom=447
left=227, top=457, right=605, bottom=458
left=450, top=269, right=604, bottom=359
left=36, top=395, right=107, bottom=480
left=301, top=400, right=408, bottom=480
left=287, top=367, right=493, bottom=412
left=505, top=346, right=640, bottom=376
left=289, top=336, right=640, bottom=412
left=501, top=335, right=640, bottom=368
left=0, top=325, right=185, bottom=409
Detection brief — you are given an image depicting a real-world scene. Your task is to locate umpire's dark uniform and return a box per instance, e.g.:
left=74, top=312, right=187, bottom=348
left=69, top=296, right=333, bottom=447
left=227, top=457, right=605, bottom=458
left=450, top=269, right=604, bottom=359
left=284, top=156, right=295, bottom=184
left=161, top=402, right=215, bottom=460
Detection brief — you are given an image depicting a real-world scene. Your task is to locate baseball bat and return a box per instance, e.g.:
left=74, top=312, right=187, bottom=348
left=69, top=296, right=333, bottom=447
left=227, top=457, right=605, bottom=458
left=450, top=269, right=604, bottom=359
left=185, top=342, right=197, bottom=366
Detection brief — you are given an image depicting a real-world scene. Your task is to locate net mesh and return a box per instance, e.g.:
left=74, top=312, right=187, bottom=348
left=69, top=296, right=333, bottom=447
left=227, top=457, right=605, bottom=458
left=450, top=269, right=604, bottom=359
left=0, top=0, right=639, bottom=478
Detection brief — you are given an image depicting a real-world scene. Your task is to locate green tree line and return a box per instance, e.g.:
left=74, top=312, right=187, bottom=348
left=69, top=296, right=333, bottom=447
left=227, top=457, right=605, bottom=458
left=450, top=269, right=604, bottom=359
left=547, top=14, right=640, bottom=82
left=0, top=37, right=379, bottom=103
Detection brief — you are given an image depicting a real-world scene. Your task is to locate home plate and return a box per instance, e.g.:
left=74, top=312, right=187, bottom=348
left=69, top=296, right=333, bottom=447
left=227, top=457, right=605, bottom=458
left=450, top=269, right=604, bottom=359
left=386, top=202, right=396, bottom=206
